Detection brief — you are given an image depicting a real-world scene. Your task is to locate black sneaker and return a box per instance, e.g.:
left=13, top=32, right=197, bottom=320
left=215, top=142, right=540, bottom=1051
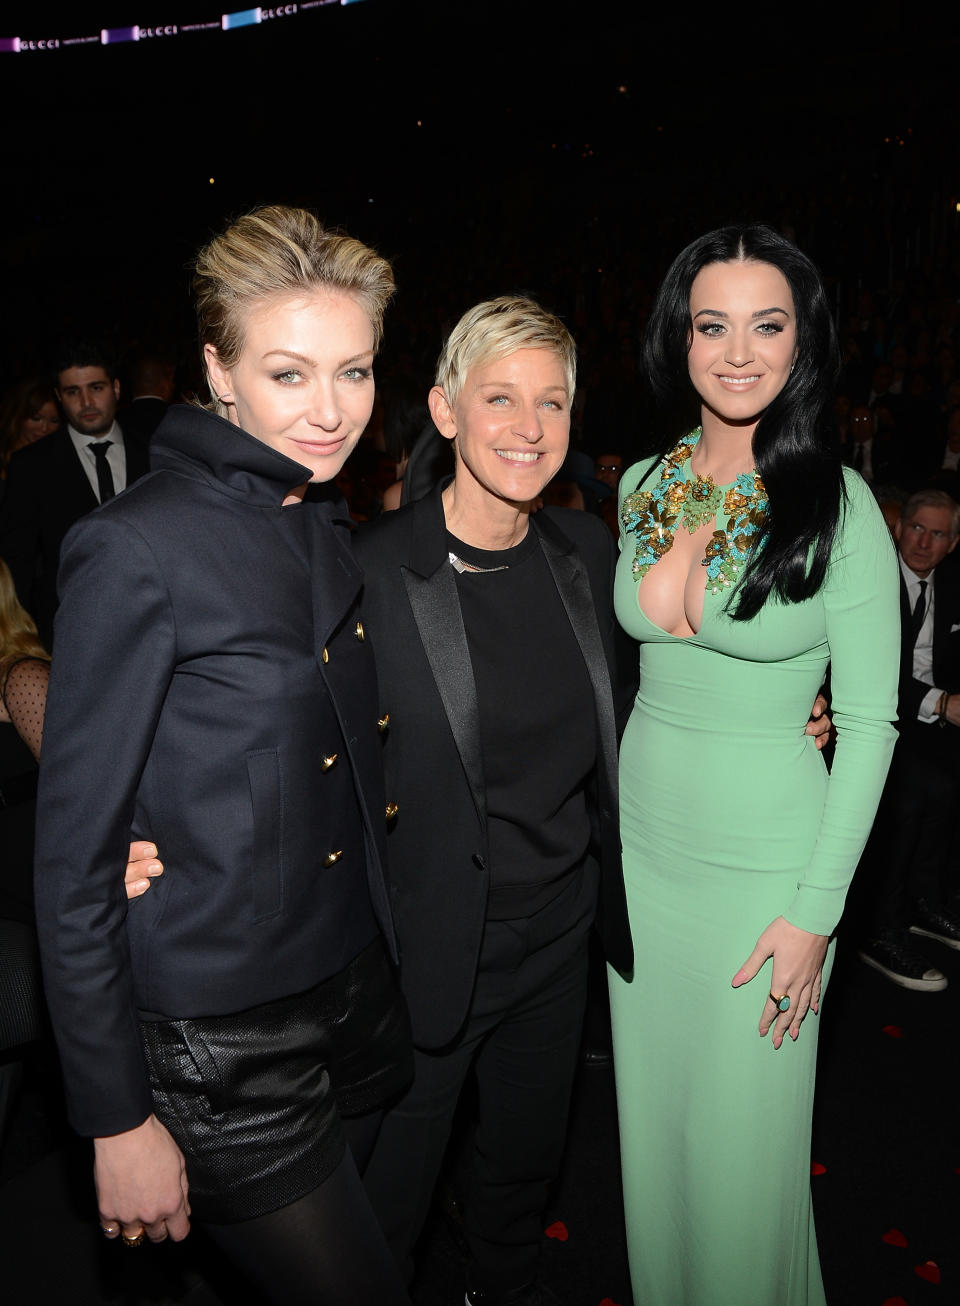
left=858, top=934, right=947, bottom=991
left=909, top=899, right=960, bottom=951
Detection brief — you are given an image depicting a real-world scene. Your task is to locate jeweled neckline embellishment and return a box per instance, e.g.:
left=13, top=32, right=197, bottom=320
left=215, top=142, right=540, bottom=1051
left=620, top=429, right=769, bottom=595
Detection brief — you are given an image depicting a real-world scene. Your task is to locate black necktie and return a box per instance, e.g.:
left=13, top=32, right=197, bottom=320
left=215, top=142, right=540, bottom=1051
left=853, top=442, right=864, bottom=472
left=89, top=441, right=115, bottom=503
left=910, top=580, right=928, bottom=645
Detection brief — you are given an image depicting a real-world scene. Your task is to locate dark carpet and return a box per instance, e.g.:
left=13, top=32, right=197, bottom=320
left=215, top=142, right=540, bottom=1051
left=1, top=937, right=956, bottom=1306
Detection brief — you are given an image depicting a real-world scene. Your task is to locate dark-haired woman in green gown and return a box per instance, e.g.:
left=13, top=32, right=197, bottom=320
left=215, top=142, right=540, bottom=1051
left=609, top=227, right=899, bottom=1305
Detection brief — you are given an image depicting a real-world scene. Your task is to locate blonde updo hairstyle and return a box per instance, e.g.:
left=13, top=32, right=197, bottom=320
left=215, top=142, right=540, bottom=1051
left=435, top=296, right=576, bottom=407
left=193, top=205, right=396, bottom=418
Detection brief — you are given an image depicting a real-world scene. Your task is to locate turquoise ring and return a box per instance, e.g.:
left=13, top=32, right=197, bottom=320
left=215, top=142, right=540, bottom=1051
left=770, top=992, right=791, bottom=1013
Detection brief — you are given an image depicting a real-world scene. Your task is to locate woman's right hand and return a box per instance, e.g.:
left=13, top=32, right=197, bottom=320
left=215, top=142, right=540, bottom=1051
left=731, top=916, right=829, bottom=1049
left=125, top=842, right=163, bottom=899
left=95, top=1114, right=190, bottom=1243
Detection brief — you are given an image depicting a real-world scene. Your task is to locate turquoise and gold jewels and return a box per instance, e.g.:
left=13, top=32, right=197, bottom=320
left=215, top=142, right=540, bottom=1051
left=704, top=473, right=769, bottom=595
left=620, top=430, right=768, bottom=592
left=620, top=431, right=699, bottom=582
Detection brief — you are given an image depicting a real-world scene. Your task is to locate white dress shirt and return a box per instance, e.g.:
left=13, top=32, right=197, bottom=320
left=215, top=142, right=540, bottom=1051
left=67, top=422, right=128, bottom=502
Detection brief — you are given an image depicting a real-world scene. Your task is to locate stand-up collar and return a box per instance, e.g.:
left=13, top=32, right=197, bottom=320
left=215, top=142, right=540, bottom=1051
left=150, top=404, right=315, bottom=507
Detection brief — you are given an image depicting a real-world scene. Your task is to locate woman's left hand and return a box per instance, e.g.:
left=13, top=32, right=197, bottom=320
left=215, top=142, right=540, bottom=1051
left=804, top=692, right=832, bottom=750
left=731, top=917, right=829, bottom=1049
left=124, top=842, right=163, bottom=899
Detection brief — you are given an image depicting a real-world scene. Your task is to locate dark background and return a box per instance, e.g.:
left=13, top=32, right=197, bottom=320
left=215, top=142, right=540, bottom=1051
left=2, top=0, right=958, bottom=401
left=2, top=10, right=958, bottom=1302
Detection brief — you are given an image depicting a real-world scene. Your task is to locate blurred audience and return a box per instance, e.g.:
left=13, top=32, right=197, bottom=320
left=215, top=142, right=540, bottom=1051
left=0, top=379, right=60, bottom=479
left=0, top=558, right=49, bottom=1145
left=0, top=344, right=151, bottom=644
left=120, top=353, right=177, bottom=441
left=593, top=449, right=624, bottom=494
left=854, top=491, right=960, bottom=992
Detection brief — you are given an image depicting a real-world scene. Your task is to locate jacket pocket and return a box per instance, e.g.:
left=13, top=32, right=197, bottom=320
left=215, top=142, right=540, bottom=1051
left=141, top=1018, right=225, bottom=1129
left=177, top=1019, right=227, bottom=1116
left=245, top=748, right=284, bottom=921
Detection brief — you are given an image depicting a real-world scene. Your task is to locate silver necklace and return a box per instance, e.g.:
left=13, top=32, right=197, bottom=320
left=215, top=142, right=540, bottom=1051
left=448, top=551, right=510, bottom=575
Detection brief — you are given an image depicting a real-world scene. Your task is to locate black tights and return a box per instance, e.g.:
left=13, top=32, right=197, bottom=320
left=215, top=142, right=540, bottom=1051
left=202, top=1113, right=410, bottom=1306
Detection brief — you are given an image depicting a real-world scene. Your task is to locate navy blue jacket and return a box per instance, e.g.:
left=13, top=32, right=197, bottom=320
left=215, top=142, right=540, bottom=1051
left=35, top=405, right=396, bottom=1136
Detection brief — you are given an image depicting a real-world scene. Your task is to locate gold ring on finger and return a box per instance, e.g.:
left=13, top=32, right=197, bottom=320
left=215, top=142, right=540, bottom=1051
left=769, top=992, right=791, bottom=1013
left=122, top=1230, right=146, bottom=1248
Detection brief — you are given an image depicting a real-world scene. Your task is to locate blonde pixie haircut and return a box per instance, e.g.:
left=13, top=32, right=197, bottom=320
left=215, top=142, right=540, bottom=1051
left=193, top=205, right=395, bottom=418
left=435, top=296, right=576, bottom=406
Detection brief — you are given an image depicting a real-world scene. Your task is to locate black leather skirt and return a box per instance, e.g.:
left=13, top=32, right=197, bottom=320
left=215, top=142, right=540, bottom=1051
left=139, top=937, right=412, bottom=1222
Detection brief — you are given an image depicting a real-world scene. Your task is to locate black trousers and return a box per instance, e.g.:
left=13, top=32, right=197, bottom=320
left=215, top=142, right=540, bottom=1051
left=864, top=723, right=960, bottom=933
left=362, top=862, right=596, bottom=1292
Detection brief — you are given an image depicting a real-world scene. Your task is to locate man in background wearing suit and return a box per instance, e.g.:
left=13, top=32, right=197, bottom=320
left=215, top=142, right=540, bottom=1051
left=858, top=489, right=960, bottom=990
left=120, top=353, right=176, bottom=442
left=0, top=344, right=151, bottom=644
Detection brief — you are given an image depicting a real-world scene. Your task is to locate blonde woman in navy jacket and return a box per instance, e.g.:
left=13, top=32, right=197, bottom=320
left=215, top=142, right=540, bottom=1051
left=34, top=207, right=412, bottom=1306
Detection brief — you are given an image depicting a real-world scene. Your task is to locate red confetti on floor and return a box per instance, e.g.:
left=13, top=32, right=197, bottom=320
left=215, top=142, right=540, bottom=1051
left=544, top=1221, right=569, bottom=1241
left=811, top=1161, right=827, bottom=1175
left=882, top=1228, right=908, bottom=1247
left=882, top=1024, right=903, bottom=1038
left=914, top=1261, right=941, bottom=1284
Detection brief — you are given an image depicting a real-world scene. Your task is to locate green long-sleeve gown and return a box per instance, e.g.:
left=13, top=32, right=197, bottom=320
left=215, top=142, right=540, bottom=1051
left=609, top=442, right=899, bottom=1306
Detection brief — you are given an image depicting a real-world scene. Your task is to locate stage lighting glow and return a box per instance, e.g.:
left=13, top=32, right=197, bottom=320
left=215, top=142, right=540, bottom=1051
left=101, top=26, right=139, bottom=43
left=222, top=8, right=262, bottom=29
left=0, top=1, right=365, bottom=56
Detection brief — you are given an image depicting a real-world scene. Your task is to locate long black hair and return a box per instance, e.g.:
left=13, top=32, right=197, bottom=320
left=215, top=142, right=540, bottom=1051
left=641, top=224, right=842, bottom=621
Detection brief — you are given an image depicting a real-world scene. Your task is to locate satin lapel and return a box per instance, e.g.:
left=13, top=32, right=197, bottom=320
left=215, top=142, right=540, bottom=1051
left=536, top=519, right=619, bottom=802
left=402, top=560, right=487, bottom=824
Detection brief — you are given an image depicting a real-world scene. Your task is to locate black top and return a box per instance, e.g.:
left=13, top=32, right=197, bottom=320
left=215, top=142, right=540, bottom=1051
left=448, top=526, right=596, bottom=918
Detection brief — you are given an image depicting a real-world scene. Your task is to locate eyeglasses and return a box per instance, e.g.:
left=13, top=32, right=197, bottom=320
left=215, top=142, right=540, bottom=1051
left=596, top=463, right=622, bottom=472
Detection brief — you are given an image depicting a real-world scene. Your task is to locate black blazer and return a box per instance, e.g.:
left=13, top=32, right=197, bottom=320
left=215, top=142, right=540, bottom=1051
left=119, top=396, right=169, bottom=442
left=354, top=486, right=635, bottom=1049
left=0, top=425, right=151, bottom=642
left=34, top=406, right=396, bottom=1137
